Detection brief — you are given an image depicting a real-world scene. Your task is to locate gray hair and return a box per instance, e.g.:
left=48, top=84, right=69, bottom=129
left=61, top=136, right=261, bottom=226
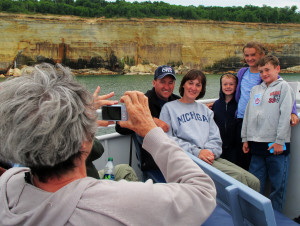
left=0, top=63, right=98, bottom=167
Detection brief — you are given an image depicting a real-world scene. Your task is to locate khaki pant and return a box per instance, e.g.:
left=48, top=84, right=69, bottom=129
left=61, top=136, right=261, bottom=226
left=212, top=157, right=260, bottom=192
left=98, top=164, right=139, bottom=182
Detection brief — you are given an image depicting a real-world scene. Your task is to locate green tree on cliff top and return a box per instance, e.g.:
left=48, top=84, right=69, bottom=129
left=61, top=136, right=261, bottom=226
left=0, top=0, right=299, bottom=23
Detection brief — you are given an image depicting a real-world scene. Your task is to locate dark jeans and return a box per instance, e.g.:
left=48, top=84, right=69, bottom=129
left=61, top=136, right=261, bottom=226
left=136, top=134, right=159, bottom=171
left=249, top=154, right=290, bottom=212
left=236, top=118, right=251, bottom=170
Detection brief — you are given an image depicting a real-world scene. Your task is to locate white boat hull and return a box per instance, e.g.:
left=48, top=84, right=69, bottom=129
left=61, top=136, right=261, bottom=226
left=93, top=101, right=300, bottom=220
left=283, top=124, right=300, bottom=219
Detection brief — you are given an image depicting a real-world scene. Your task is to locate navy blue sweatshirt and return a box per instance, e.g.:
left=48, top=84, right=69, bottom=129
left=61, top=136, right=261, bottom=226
left=212, top=76, right=238, bottom=161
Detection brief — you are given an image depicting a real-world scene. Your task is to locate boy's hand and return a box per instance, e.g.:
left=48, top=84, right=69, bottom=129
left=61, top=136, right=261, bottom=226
left=243, top=142, right=250, bottom=153
left=268, top=143, right=283, bottom=155
left=290, top=113, right=299, bottom=127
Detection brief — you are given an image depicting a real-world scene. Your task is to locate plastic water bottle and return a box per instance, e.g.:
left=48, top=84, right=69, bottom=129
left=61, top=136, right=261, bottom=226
left=103, top=157, right=115, bottom=180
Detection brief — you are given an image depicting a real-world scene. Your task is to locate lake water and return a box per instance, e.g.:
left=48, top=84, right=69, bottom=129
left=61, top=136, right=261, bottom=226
left=1, top=73, right=299, bottom=135
left=1, top=73, right=299, bottom=100
left=74, top=73, right=300, bottom=135
left=75, top=73, right=300, bottom=102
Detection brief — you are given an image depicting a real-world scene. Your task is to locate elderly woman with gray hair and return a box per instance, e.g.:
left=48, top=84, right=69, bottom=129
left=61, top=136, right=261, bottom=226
left=0, top=63, right=216, bottom=226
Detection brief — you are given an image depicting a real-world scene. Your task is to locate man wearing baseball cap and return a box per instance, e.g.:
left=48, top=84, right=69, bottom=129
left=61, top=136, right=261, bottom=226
left=115, top=65, right=180, bottom=174
left=116, top=65, right=179, bottom=133
left=149, top=65, right=179, bottom=131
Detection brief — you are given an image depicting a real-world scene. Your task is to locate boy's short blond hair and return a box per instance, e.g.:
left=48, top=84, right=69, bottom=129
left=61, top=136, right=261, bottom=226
left=257, top=55, right=280, bottom=68
left=221, top=73, right=238, bottom=85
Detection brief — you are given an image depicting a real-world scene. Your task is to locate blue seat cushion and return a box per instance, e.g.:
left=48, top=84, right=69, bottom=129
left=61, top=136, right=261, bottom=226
left=143, top=169, right=166, bottom=183
left=202, top=205, right=298, bottom=226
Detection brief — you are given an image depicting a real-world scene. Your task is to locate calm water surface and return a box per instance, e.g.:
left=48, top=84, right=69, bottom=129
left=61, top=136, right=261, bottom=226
left=1, top=73, right=299, bottom=135
left=75, top=73, right=300, bottom=102
left=1, top=73, right=299, bottom=100
left=74, top=73, right=300, bottom=135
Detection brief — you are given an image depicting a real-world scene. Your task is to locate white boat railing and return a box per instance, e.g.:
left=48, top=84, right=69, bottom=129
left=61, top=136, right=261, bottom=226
left=96, top=99, right=219, bottom=129
left=95, top=99, right=300, bottom=220
left=97, top=102, right=300, bottom=130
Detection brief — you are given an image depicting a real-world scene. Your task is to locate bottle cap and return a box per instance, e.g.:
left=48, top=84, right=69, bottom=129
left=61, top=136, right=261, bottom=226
left=108, top=157, right=113, bottom=161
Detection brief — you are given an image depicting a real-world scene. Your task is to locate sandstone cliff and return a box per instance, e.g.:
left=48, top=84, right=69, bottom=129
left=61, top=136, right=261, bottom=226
left=1, top=13, right=300, bottom=73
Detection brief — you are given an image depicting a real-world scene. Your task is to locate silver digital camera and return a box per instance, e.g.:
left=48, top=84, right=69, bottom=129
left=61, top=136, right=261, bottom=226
left=101, top=104, right=128, bottom=121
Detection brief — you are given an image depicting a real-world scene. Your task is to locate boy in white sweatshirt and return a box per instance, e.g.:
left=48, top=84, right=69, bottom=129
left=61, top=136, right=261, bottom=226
left=242, top=55, right=295, bottom=212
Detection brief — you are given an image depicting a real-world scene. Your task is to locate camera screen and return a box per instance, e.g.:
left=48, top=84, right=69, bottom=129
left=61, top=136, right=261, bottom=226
left=102, top=106, right=122, bottom=120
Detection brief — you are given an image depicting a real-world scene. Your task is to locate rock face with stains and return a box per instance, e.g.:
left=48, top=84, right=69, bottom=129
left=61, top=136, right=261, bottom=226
left=0, top=13, right=300, bottom=72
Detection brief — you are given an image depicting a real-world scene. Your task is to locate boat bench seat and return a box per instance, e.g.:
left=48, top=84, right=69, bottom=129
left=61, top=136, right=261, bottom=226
left=132, top=134, right=296, bottom=225
left=187, top=153, right=297, bottom=226
left=142, top=169, right=166, bottom=183
left=203, top=205, right=298, bottom=226
left=132, top=134, right=166, bottom=183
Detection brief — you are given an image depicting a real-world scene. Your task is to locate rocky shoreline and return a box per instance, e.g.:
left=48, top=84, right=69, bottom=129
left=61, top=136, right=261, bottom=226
left=280, top=66, right=300, bottom=74
left=1, top=64, right=300, bottom=78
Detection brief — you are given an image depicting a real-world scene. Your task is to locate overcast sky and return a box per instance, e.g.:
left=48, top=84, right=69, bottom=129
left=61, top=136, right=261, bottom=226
left=114, top=0, right=300, bottom=10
